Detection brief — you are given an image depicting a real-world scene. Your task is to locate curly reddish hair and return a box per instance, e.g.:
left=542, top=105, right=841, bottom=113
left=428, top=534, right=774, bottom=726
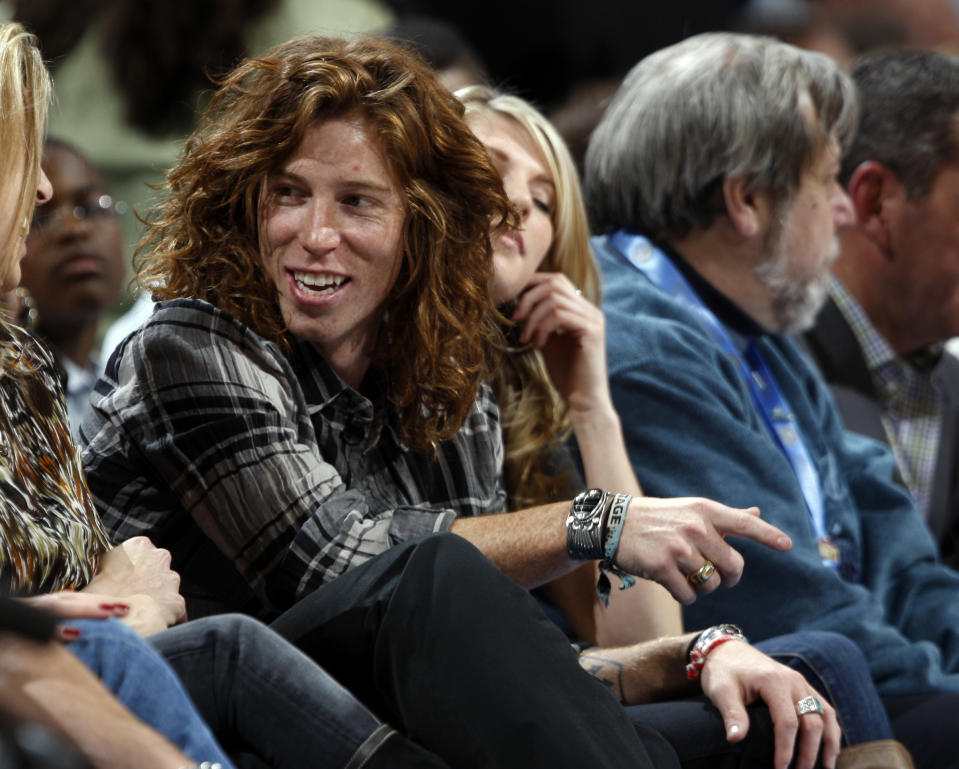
left=137, top=35, right=512, bottom=453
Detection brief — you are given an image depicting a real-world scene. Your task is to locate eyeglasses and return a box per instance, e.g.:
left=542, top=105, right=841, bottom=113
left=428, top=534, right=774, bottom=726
left=31, top=194, right=127, bottom=235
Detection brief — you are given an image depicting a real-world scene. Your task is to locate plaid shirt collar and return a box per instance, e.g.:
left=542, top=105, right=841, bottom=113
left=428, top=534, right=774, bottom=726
left=829, top=276, right=944, bottom=515
left=828, top=277, right=944, bottom=396
left=290, top=336, right=403, bottom=452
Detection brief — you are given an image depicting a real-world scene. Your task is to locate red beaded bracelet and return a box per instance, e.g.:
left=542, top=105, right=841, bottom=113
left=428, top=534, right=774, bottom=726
left=685, top=624, right=747, bottom=681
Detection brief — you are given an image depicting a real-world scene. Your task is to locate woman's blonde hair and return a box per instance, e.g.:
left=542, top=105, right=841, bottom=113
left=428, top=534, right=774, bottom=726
left=0, top=23, right=50, bottom=280
left=457, top=85, right=599, bottom=509
left=138, top=36, right=512, bottom=454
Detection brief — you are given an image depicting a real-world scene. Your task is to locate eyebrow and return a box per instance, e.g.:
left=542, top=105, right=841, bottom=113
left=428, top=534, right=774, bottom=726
left=271, top=168, right=395, bottom=194
left=487, top=146, right=555, bottom=185
left=530, top=175, right=556, bottom=190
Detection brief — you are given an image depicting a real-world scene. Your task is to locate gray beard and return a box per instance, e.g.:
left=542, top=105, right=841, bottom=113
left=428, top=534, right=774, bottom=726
left=754, top=234, right=838, bottom=335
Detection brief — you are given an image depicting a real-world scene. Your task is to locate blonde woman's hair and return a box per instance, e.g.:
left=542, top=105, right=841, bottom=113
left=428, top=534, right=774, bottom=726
left=457, top=84, right=599, bottom=509
left=0, top=23, right=49, bottom=279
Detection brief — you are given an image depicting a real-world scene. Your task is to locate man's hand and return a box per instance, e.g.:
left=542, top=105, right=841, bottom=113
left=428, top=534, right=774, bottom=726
left=83, top=537, right=186, bottom=628
left=113, top=594, right=175, bottom=638
left=700, top=640, right=841, bottom=769
left=614, top=497, right=792, bottom=604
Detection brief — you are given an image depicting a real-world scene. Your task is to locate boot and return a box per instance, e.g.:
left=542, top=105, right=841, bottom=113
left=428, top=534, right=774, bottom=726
left=836, top=739, right=915, bottom=769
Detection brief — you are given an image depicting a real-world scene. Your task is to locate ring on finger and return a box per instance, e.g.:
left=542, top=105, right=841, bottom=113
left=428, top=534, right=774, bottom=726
left=795, top=695, right=824, bottom=717
left=687, top=560, right=716, bottom=585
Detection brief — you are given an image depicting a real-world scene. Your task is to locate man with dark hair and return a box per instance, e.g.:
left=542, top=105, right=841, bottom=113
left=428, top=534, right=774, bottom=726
left=587, top=32, right=959, bottom=767
left=802, top=49, right=959, bottom=567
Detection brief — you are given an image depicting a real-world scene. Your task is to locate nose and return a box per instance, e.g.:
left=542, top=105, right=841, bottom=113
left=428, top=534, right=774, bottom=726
left=35, top=168, right=52, bottom=206
left=304, top=225, right=340, bottom=252
left=831, top=181, right=855, bottom=230
left=503, top=174, right=531, bottom=222
left=303, top=202, right=341, bottom=252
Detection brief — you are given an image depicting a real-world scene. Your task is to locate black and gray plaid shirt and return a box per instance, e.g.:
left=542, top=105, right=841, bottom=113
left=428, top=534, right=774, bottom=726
left=81, top=299, right=505, bottom=618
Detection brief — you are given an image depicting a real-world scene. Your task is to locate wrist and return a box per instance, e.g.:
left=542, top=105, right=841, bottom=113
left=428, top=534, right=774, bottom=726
left=685, top=624, right=747, bottom=681
left=567, top=397, right=619, bottom=430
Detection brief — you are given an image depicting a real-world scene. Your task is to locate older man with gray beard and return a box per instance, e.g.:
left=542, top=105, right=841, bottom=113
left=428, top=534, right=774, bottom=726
left=588, top=32, right=959, bottom=768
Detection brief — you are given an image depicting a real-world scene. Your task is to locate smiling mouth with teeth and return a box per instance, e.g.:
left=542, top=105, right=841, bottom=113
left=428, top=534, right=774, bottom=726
left=293, top=270, right=349, bottom=296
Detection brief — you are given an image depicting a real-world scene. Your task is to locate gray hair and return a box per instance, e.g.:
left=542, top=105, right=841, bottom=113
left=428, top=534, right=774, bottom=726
left=585, top=32, right=858, bottom=240
left=843, top=49, right=959, bottom=199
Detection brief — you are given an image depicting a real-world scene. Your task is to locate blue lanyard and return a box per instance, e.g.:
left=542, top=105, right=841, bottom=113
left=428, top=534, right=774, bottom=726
left=610, top=230, right=837, bottom=568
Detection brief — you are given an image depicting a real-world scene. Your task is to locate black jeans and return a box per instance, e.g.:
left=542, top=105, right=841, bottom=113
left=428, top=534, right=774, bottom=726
left=270, top=533, right=681, bottom=769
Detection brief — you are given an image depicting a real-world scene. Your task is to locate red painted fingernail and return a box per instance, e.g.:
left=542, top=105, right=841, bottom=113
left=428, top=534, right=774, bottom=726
left=59, top=626, right=81, bottom=640
left=99, top=603, right=130, bottom=615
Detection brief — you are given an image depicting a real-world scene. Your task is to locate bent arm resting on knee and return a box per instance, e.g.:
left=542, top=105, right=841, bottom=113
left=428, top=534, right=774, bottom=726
left=579, top=634, right=841, bottom=769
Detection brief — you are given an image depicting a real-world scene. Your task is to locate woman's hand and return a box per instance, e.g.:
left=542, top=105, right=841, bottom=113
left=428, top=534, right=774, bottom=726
left=20, top=593, right=131, bottom=642
left=21, top=592, right=130, bottom=621
left=83, top=537, right=186, bottom=628
left=700, top=640, right=842, bottom=769
left=511, top=272, right=610, bottom=414
left=19, top=591, right=172, bottom=639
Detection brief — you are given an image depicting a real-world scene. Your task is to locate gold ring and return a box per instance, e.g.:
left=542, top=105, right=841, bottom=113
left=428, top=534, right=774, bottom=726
left=687, top=560, right=716, bottom=585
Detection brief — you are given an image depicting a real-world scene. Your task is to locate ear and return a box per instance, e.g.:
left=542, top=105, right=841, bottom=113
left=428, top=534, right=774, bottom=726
left=721, top=176, right=770, bottom=239
left=845, top=161, right=903, bottom=252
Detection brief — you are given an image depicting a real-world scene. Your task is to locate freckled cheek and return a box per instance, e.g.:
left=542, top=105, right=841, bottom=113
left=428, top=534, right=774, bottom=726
left=268, top=204, right=310, bottom=239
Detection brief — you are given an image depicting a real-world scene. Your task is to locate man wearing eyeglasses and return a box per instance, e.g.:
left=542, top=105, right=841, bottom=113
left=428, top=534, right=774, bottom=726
left=21, top=138, right=126, bottom=436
